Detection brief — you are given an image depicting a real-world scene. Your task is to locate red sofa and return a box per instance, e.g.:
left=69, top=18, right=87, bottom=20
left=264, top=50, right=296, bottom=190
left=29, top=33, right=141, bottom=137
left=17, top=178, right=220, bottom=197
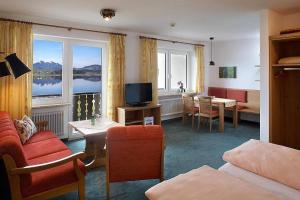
left=0, top=111, right=86, bottom=200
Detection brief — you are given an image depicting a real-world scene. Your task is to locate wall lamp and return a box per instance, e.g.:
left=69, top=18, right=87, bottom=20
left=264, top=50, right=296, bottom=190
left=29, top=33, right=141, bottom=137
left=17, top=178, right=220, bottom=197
left=0, top=52, right=31, bottom=79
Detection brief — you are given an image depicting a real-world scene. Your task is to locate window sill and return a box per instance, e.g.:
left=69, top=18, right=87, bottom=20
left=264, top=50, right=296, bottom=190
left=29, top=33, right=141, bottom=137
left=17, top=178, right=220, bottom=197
left=32, top=103, right=71, bottom=109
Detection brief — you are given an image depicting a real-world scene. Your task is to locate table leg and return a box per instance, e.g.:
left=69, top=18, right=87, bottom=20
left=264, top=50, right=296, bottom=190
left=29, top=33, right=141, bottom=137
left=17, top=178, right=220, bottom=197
left=233, top=104, right=238, bottom=128
left=219, top=103, right=224, bottom=132
left=84, top=134, right=106, bottom=169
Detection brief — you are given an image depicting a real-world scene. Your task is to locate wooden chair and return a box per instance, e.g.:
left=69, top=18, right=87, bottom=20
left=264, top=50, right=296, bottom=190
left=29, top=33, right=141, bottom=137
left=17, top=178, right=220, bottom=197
left=182, top=93, right=199, bottom=128
left=198, top=96, right=219, bottom=132
left=105, top=125, right=164, bottom=200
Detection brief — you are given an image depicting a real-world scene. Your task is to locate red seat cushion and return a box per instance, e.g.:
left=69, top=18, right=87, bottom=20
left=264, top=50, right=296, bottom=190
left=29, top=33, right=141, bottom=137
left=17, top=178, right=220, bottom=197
left=22, top=149, right=86, bottom=197
left=23, top=138, right=69, bottom=160
left=208, top=87, right=227, bottom=98
left=26, top=131, right=57, bottom=144
left=226, top=89, right=247, bottom=103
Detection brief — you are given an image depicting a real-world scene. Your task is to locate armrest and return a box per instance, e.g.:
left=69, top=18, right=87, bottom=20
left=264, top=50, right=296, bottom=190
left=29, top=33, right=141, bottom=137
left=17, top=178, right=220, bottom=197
left=10, top=152, right=85, bottom=175
left=35, top=120, right=48, bottom=131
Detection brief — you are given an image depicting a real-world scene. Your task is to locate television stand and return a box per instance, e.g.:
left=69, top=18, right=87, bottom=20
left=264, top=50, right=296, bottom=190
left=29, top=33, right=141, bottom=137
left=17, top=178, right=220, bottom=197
left=117, top=104, right=161, bottom=126
left=127, top=102, right=148, bottom=107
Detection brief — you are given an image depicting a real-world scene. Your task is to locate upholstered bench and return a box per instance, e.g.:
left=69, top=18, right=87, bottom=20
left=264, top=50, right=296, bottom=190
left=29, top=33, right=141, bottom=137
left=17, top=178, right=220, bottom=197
left=0, top=111, right=87, bottom=200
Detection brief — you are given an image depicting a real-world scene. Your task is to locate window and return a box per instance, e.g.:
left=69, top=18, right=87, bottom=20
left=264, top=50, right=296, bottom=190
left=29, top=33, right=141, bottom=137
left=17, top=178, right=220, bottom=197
left=72, top=45, right=102, bottom=94
left=72, top=44, right=103, bottom=121
left=33, top=35, right=106, bottom=119
left=170, top=53, right=187, bottom=89
left=157, top=50, right=189, bottom=91
left=33, top=39, right=63, bottom=97
left=157, top=52, right=166, bottom=89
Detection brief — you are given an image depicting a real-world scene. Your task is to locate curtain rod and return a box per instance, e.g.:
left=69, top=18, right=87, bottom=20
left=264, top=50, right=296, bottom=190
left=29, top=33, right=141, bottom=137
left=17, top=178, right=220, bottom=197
left=139, top=36, right=204, bottom=47
left=0, top=18, right=127, bottom=36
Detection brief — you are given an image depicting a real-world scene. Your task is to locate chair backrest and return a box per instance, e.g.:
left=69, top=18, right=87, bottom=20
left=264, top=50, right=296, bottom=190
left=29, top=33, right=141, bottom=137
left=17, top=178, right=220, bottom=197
left=182, top=93, right=196, bottom=113
left=106, top=125, right=164, bottom=183
left=198, top=96, right=213, bottom=115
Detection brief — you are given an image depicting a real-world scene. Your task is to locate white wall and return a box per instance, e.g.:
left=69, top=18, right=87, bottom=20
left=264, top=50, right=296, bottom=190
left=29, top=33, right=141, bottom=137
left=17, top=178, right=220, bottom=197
left=207, top=38, right=260, bottom=90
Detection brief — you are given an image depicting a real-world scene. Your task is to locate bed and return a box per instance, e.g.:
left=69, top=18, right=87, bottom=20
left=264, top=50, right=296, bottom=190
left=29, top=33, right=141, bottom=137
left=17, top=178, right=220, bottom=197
left=219, top=163, right=300, bottom=200
left=145, top=139, right=300, bottom=200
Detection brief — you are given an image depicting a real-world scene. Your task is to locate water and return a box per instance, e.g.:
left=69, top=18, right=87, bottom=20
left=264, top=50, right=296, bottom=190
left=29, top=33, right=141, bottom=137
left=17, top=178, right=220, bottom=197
left=32, top=76, right=101, bottom=97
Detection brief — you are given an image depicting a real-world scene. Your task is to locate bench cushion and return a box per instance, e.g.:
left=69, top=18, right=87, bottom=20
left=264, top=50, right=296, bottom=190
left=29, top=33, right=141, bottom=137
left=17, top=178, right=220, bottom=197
left=23, top=137, right=69, bottom=160
left=208, top=87, right=227, bottom=98
left=227, top=89, right=247, bottom=103
left=22, top=149, right=86, bottom=197
left=26, top=131, right=57, bottom=144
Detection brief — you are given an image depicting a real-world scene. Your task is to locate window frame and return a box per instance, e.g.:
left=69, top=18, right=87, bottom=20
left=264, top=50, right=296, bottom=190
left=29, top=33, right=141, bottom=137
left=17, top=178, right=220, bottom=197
left=157, top=50, right=168, bottom=90
left=32, top=35, right=66, bottom=106
left=157, top=48, right=190, bottom=92
left=32, top=35, right=108, bottom=117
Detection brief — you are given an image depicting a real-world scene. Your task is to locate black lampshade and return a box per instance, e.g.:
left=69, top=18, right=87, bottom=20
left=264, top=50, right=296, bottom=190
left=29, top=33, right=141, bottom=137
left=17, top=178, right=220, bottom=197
left=0, top=62, right=11, bottom=77
left=5, top=53, right=31, bottom=79
left=209, top=61, right=215, bottom=66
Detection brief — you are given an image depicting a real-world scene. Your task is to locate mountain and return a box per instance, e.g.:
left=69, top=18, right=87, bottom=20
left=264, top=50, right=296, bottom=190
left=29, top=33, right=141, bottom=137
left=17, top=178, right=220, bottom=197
left=33, top=61, right=62, bottom=71
left=33, top=61, right=101, bottom=75
left=74, top=64, right=101, bottom=72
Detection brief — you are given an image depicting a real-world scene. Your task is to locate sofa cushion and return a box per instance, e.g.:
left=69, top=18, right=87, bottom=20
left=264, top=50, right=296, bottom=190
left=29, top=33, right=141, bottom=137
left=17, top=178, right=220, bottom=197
left=22, top=149, right=86, bottom=197
left=26, top=131, right=57, bottom=144
left=208, top=87, right=227, bottom=98
left=14, top=115, right=37, bottom=144
left=23, top=137, right=69, bottom=160
left=226, top=89, right=247, bottom=103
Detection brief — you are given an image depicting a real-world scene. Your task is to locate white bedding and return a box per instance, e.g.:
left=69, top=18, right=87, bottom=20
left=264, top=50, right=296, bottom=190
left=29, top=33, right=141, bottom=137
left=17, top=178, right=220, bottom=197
left=219, top=163, right=300, bottom=200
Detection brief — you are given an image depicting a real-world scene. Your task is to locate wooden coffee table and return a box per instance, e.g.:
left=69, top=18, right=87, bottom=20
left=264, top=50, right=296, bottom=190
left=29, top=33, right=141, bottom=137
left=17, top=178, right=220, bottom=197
left=69, top=118, right=122, bottom=169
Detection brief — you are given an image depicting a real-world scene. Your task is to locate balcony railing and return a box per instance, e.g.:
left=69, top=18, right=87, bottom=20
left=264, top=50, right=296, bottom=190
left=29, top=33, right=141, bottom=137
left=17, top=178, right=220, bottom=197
left=73, top=92, right=101, bottom=121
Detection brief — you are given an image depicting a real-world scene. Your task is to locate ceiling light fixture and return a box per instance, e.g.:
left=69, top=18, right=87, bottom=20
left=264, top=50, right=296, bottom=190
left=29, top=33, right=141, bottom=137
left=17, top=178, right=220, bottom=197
left=100, top=9, right=116, bottom=22
left=209, top=37, right=215, bottom=66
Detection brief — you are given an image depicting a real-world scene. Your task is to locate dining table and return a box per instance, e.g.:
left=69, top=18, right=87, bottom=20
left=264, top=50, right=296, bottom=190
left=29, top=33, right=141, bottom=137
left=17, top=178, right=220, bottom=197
left=194, top=96, right=238, bottom=132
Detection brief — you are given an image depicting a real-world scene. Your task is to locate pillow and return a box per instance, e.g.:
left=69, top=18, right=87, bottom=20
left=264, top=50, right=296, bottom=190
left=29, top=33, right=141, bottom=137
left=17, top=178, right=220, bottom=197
left=223, top=139, right=300, bottom=191
left=278, top=56, right=300, bottom=64
left=14, top=115, right=37, bottom=144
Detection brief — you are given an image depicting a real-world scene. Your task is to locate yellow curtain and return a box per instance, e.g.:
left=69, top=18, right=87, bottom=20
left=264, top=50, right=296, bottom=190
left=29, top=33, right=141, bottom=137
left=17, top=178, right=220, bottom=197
left=195, top=45, right=205, bottom=93
left=0, top=21, right=33, bottom=119
left=107, top=34, right=125, bottom=121
left=140, top=38, right=158, bottom=104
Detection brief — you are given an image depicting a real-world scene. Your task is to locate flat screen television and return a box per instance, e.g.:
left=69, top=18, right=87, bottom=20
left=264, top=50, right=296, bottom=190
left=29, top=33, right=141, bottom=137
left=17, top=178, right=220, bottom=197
left=125, top=83, right=152, bottom=106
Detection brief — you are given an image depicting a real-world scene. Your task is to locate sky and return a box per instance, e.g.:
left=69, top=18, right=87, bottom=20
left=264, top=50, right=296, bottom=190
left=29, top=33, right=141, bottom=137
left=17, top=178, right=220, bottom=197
left=33, top=39, right=102, bottom=68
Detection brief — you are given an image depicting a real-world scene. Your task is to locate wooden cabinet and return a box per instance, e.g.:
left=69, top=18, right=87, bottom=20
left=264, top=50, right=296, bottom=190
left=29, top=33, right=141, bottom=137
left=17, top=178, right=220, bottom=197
left=269, top=34, right=300, bottom=149
left=117, top=104, right=161, bottom=126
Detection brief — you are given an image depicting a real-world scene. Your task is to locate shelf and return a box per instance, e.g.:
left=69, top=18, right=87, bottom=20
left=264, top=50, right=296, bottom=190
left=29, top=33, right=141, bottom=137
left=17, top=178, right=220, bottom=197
left=272, top=63, right=300, bottom=68
left=270, top=33, right=300, bottom=42
left=125, top=120, right=144, bottom=125
left=255, top=80, right=260, bottom=82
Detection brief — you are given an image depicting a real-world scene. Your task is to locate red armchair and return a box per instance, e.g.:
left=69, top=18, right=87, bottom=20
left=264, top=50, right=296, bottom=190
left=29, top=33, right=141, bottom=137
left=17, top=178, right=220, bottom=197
left=105, top=125, right=164, bottom=200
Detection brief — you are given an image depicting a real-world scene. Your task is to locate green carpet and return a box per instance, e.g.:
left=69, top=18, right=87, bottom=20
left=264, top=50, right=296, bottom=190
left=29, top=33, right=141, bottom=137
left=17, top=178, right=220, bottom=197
left=57, top=118, right=259, bottom=200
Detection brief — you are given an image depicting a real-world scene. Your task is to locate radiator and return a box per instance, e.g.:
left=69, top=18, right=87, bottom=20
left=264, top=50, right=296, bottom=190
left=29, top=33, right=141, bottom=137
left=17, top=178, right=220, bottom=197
left=159, top=96, right=183, bottom=120
left=32, top=111, right=64, bottom=137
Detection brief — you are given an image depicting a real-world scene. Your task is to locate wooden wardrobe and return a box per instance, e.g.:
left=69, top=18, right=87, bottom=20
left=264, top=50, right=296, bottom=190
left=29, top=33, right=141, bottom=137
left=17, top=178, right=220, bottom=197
left=269, top=34, right=300, bottom=149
